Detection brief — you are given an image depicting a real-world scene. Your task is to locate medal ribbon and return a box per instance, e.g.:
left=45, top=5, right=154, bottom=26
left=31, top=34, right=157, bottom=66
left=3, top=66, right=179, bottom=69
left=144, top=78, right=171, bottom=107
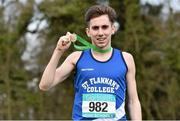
left=73, top=34, right=112, bottom=53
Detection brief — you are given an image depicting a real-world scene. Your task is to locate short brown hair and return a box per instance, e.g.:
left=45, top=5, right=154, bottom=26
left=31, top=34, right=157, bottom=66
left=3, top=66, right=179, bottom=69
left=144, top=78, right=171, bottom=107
left=85, top=4, right=117, bottom=25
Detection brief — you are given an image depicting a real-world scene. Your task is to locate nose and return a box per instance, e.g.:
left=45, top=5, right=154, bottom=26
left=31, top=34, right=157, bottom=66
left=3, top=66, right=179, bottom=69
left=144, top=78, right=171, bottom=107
left=97, top=28, right=103, bottom=36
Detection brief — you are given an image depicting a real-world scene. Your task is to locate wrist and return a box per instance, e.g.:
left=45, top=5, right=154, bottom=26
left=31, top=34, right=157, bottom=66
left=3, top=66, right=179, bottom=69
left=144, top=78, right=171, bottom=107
left=53, top=48, right=65, bottom=58
left=55, top=47, right=65, bottom=53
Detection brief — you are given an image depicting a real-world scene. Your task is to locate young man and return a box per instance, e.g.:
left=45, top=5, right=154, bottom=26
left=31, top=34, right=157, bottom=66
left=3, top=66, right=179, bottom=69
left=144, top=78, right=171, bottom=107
left=39, top=4, right=142, bottom=120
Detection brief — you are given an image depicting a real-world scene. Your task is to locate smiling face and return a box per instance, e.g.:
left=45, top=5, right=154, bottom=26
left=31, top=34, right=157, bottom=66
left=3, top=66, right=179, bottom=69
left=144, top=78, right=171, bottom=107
left=86, top=14, right=115, bottom=49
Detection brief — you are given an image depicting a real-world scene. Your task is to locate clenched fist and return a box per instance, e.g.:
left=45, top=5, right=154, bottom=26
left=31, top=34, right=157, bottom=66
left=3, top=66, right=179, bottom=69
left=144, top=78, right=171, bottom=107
left=56, top=32, right=76, bottom=51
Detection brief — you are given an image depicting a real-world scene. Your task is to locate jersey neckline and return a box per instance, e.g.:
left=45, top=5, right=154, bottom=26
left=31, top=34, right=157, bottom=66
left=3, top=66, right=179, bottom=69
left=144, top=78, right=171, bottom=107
left=89, top=48, right=114, bottom=63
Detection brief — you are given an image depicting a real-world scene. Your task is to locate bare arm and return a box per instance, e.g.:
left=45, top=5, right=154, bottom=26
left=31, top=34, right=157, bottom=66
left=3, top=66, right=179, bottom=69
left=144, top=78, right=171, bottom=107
left=122, top=52, right=142, bottom=120
left=39, top=32, right=78, bottom=91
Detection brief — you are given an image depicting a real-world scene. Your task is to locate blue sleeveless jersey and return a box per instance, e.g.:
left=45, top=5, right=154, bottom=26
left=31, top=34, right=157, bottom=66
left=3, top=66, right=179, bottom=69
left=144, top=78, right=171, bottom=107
left=72, top=48, right=128, bottom=120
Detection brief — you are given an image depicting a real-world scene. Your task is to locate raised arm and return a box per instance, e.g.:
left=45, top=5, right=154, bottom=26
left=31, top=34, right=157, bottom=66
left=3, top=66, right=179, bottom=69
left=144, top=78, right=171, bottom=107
left=122, top=52, right=142, bottom=120
left=39, top=32, right=78, bottom=91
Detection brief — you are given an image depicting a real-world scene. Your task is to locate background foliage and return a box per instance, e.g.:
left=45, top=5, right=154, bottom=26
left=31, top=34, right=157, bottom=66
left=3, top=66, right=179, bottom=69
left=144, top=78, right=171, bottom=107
left=0, top=0, right=179, bottom=119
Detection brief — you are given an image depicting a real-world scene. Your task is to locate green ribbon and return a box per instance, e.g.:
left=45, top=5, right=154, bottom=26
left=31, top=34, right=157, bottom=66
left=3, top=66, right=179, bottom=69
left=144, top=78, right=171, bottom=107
left=73, top=35, right=112, bottom=53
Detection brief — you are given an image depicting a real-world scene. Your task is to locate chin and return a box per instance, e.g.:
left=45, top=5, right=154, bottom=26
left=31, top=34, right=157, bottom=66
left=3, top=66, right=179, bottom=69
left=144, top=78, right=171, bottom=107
left=97, top=45, right=107, bottom=49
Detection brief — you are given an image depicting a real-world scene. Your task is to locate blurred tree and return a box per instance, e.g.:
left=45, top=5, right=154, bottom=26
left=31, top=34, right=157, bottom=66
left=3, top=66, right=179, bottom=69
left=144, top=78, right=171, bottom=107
left=0, top=0, right=35, bottom=119
left=0, top=0, right=180, bottom=120
left=122, top=0, right=180, bottom=119
left=36, top=0, right=94, bottom=119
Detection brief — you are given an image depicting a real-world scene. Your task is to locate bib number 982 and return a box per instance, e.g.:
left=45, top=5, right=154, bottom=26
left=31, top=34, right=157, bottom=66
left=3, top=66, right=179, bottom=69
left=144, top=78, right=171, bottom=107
left=89, top=102, right=108, bottom=112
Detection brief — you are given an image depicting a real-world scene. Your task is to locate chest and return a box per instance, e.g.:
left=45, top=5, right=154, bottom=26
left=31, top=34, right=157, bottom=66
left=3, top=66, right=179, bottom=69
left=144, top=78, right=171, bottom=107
left=77, top=61, right=126, bottom=78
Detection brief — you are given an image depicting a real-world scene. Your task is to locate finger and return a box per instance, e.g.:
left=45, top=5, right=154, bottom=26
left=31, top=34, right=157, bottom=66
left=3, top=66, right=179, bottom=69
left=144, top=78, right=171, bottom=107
left=66, top=32, right=70, bottom=35
left=62, top=41, right=68, bottom=46
left=67, top=32, right=73, bottom=41
left=61, top=36, right=70, bottom=42
left=66, top=32, right=76, bottom=42
left=61, top=35, right=71, bottom=46
left=66, top=32, right=71, bottom=39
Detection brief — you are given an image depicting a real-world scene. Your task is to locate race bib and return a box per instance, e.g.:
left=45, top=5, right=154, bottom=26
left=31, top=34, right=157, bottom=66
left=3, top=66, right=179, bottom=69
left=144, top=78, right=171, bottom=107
left=82, top=93, right=116, bottom=118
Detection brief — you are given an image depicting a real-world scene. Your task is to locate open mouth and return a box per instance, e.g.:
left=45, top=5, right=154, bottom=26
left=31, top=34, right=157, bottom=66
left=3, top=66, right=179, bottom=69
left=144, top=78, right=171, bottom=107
left=97, top=38, right=106, bottom=41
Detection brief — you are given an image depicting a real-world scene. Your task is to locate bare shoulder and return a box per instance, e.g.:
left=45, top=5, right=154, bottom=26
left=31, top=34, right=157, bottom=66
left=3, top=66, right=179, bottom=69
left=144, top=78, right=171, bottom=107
left=122, top=52, right=134, bottom=61
left=122, top=51, right=135, bottom=69
left=66, top=51, right=83, bottom=65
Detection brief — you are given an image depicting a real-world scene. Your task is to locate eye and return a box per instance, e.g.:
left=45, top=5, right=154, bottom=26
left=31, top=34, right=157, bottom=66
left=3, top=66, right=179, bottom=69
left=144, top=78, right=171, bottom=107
left=92, top=26, right=99, bottom=30
left=102, top=25, right=109, bottom=30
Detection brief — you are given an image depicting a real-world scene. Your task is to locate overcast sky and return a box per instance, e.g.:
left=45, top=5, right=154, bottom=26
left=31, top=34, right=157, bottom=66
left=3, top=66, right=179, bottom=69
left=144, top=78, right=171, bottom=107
left=141, top=0, right=180, bottom=13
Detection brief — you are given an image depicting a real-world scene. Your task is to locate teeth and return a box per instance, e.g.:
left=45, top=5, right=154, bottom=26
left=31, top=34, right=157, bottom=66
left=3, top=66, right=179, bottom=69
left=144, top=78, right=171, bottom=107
left=97, top=38, right=104, bottom=40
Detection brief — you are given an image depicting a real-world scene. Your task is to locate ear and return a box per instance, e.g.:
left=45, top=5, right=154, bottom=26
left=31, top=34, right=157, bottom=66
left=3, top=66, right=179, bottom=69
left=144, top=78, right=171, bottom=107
left=86, top=28, right=90, bottom=37
left=112, top=24, right=116, bottom=35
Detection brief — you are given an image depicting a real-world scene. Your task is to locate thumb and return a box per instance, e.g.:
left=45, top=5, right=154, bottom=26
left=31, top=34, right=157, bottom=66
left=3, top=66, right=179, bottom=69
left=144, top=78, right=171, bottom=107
left=66, top=32, right=71, bottom=37
left=66, top=32, right=76, bottom=42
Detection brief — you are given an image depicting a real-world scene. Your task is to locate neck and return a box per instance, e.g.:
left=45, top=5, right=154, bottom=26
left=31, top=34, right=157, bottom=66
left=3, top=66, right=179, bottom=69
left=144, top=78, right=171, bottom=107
left=91, top=46, right=113, bottom=55
left=91, top=47, right=113, bottom=62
